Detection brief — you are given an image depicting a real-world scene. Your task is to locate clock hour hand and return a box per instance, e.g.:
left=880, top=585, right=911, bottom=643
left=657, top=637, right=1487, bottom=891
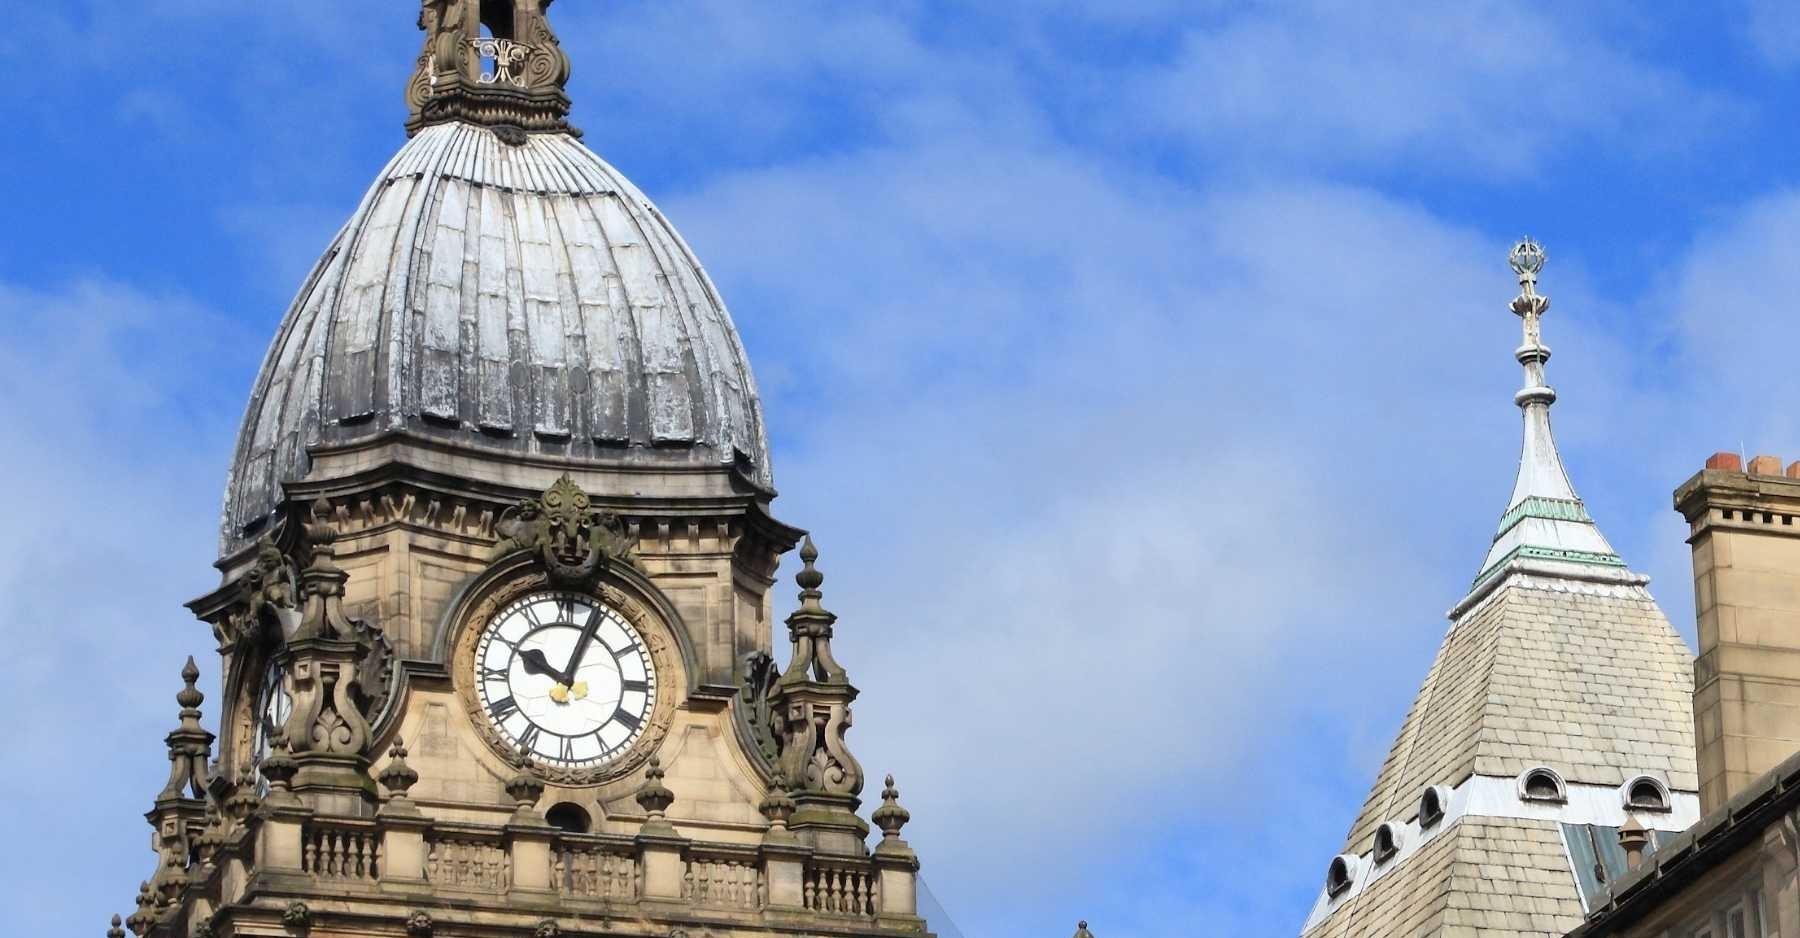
left=518, top=648, right=573, bottom=687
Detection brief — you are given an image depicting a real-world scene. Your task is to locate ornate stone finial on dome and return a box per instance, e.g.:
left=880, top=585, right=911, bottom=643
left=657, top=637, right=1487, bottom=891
left=1072, top=921, right=1096, bottom=938
left=107, top=913, right=125, bottom=938
left=406, top=0, right=576, bottom=142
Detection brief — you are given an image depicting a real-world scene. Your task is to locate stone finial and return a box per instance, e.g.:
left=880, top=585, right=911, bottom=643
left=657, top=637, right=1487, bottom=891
left=1619, top=815, right=1650, bottom=869
left=379, top=738, right=421, bottom=798
left=1509, top=237, right=1546, bottom=282
left=759, top=773, right=797, bottom=830
left=225, top=767, right=260, bottom=820
left=505, top=746, right=546, bottom=814
left=872, top=774, right=911, bottom=841
left=259, top=735, right=298, bottom=795
left=636, top=757, right=676, bottom=819
left=107, top=913, right=125, bottom=938
left=781, top=536, right=848, bottom=686
left=125, top=883, right=154, bottom=936
left=157, top=658, right=213, bottom=802
left=176, top=657, right=204, bottom=725
left=1072, top=921, right=1096, bottom=938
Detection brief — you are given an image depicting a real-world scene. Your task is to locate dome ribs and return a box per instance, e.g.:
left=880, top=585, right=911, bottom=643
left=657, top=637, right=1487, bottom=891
left=420, top=178, right=470, bottom=422
left=221, top=123, right=775, bottom=553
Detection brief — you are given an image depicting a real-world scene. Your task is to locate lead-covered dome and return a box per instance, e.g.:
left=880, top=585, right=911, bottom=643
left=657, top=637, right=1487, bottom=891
left=221, top=122, right=771, bottom=551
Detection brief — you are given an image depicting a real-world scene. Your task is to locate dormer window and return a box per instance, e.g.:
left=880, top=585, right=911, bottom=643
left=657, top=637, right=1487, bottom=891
left=1418, top=784, right=1449, bottom=829
left=1624, top=775, right=1671, bottom=812
left=1373, top=822, right=1403, bottom=864
left=1326, top=855, right=1358, bottom=898
left=1519, top=767, right=1567, bottom=804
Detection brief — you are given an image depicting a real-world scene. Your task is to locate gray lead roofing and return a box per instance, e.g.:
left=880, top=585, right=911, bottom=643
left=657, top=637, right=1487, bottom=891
left=221, top=122, right=772, bottom=552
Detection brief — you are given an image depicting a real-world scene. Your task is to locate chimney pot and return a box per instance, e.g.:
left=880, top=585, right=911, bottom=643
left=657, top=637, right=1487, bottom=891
left=1707, top=452, right=1744, bottom=472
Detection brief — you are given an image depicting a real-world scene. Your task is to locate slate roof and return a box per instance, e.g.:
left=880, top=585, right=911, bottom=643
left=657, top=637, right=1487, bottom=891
left=1301, top=247, right=1696, bottom=936
left=1308, top=817, right=1588, bottom=938
left=221, top=121, right=772, bottom=552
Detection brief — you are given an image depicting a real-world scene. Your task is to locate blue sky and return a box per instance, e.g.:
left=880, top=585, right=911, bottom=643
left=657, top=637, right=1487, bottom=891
left=11, top=2, right=1800, bottom=935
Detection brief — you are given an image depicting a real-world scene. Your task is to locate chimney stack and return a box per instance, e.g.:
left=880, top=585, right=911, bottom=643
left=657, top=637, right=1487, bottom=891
left=1676, top=453, right=1800, bottom=813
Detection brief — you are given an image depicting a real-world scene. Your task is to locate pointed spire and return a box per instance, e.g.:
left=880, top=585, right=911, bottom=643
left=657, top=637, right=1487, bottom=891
left=1072, top=922, right=1096, bottom=938
left=1458, top=240, right=1639, bottom=610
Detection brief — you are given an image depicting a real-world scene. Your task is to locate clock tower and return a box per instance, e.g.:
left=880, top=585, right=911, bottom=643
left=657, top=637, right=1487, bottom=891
left=108, top=4, right=929, bottom=937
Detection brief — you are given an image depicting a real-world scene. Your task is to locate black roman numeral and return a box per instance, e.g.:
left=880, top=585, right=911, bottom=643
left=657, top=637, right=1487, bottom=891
left=480, top=666, right=509, bottom=683
left=488, top=696, right=517, bottom=720
left=612, top=707, right=642, bottom=731
left=518, top=724, right=541, bottom=751
left=556, top=597, right=576, bottom=625
left=558, top=736, right=576, bottom=762
left=622, top=679, right=649, bottom=693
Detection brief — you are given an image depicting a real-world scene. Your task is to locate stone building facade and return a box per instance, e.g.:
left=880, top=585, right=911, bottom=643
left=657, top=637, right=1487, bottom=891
left=1563, top=456, right=1800, bottom=938
left=1300, top=243, right=1699, bottom=937
left=108, top=4, right=929, bottom=937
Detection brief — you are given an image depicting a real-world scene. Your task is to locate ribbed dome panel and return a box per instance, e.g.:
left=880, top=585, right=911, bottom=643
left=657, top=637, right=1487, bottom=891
left=221, top=122, right=771, bottom=552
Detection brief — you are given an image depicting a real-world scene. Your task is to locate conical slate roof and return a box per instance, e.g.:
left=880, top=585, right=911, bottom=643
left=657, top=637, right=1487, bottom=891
left=1300, top=243, right=1696, bottom=937
left=220, top=121, right=772, bottom=553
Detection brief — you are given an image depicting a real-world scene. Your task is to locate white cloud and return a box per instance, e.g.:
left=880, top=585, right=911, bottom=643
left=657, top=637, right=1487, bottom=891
left=1125, top=1, right=1736, bottom=176
left=0, top=281, right=248, bottom=933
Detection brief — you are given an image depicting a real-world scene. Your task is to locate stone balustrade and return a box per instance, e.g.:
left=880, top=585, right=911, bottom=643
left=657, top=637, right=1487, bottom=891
left=425, top=824, right=510, bottom=890
left=301, top=819, right=381, bottom=882
left=241, top=807, right=916, bottom=927
left=551, top=832, right=639, bottom=900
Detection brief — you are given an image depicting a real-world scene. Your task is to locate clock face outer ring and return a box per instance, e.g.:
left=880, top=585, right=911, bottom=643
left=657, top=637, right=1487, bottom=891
left=451, top=572, right=678, bottom=786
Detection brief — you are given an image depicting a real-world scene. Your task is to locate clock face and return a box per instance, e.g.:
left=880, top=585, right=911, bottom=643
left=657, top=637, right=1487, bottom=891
left=474, top=590, right=657, bottom=769
left=250, top=655, right=291, bottom=783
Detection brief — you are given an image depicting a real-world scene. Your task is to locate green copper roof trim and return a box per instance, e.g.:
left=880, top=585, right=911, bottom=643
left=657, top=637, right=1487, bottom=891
left=1470, top=543, right=1628, bottom=590
left=1494, top=496, right=1592, bottom=538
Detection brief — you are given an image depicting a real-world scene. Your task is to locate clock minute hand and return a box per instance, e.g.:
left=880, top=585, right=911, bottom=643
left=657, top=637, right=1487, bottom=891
left=561, top=606, right=607, bottom=681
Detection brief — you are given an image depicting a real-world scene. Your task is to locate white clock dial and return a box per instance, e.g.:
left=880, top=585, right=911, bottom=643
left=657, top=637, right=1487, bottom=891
left=474, top=590, right=657, bottom=769
left=250, top=655, right=291, bottom=785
